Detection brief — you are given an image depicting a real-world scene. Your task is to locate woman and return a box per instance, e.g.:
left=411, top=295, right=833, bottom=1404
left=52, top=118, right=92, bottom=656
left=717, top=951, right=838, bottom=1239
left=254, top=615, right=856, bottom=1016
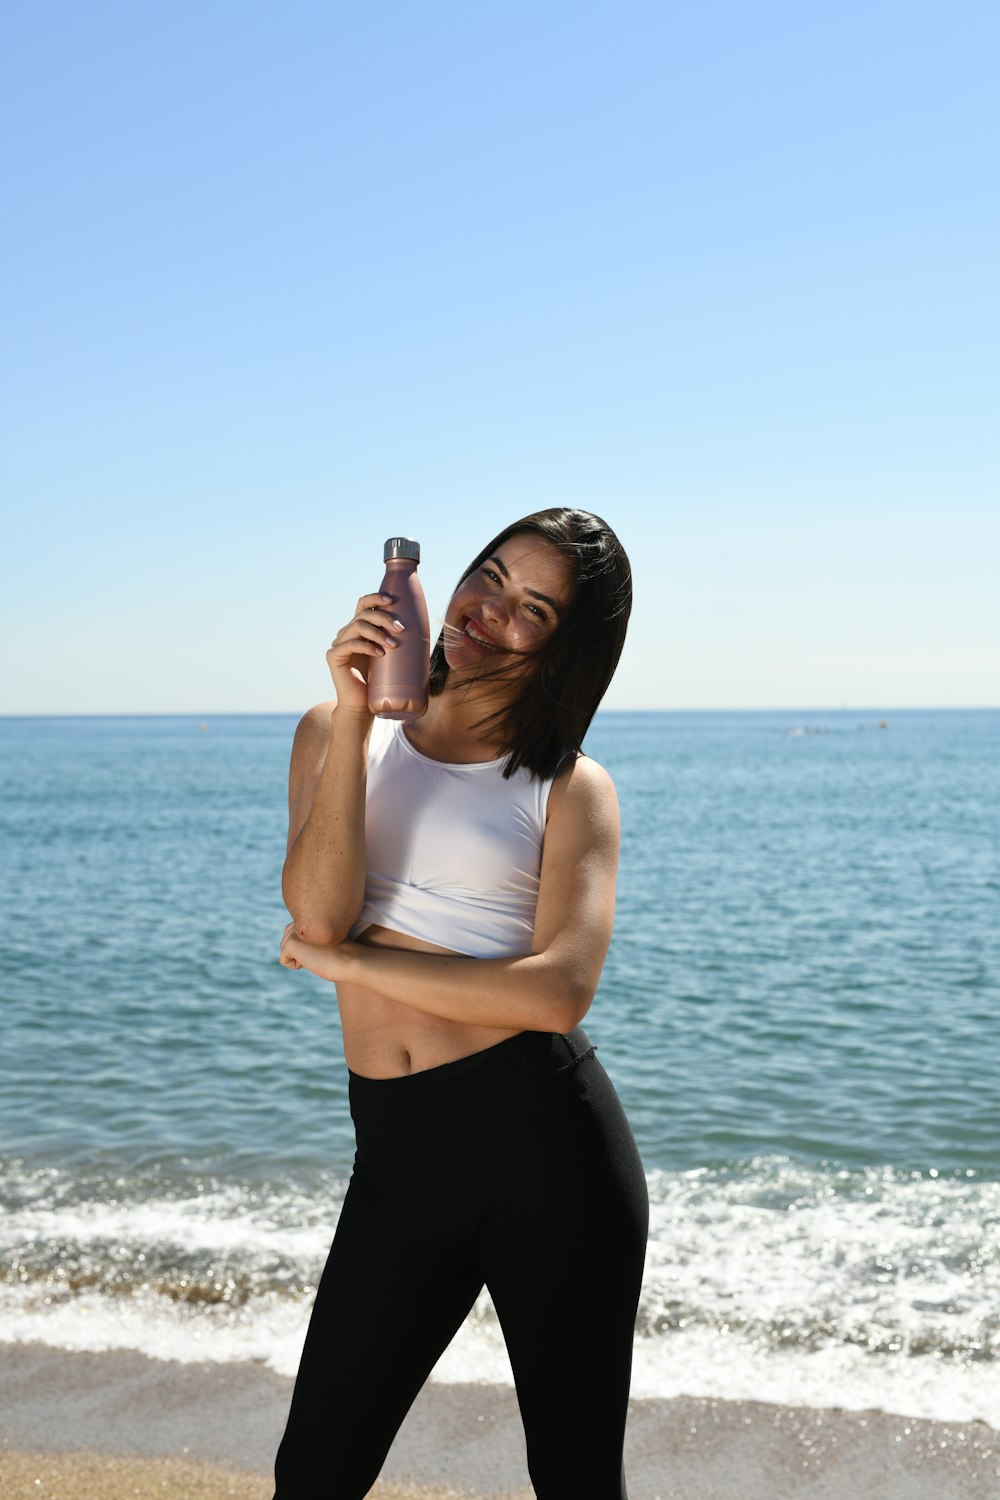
left=274, top=508, right=648, bottom=1500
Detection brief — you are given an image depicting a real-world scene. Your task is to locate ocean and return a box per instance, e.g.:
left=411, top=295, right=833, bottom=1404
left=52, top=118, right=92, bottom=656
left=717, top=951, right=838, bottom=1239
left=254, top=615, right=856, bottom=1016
left=1, top=709, right=998, bottom=1426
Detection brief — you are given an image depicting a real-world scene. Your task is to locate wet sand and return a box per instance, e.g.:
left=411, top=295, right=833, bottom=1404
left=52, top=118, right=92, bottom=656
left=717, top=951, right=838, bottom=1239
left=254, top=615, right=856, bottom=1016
left=1, top=1342, right=998, bottom=1498
left=0, top=1450, right=479, bottom=1500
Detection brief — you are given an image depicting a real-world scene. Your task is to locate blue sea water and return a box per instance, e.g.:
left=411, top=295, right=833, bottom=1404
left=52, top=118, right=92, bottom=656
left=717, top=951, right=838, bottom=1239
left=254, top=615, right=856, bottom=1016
left=1, top=710, right=998, bottom=1422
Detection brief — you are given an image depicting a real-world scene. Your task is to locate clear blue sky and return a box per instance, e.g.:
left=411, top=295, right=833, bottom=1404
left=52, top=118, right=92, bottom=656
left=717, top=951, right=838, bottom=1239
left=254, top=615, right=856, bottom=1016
left=2, top=0, right=997, bottom=713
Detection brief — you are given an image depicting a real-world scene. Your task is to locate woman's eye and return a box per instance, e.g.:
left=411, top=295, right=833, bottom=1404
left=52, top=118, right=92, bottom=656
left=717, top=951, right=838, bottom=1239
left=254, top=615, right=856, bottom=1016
left=482, top=568, right=500, bottom=584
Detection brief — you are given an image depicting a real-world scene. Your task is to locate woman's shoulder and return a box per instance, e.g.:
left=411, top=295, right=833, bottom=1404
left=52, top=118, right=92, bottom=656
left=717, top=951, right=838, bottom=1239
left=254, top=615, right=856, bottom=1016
left=546, top=752, right=619, bottom=823
left=291, top=702, right=395, bottom=770
left=288, top=701, right=336, bottom=791
left=294, top=699, right=337, bottom=742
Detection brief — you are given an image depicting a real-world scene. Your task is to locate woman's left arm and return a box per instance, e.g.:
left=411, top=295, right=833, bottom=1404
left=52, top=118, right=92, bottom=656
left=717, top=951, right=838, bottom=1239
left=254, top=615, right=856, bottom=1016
left=279, top=756, right=620, bottom=1034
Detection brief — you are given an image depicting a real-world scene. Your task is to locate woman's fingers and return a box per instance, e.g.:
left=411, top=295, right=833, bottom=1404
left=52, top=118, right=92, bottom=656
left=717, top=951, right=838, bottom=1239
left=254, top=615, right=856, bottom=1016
left=279, top=921, right=304, bottom=969
left=325, top=591, right=406, bottom=703
left=330, top=624, right=394, bottom=657
left=354, top=591, right=395, bottom=615
left=349, top=594, right=405, bottom=644
left=330, top=603, right=406, bottom=659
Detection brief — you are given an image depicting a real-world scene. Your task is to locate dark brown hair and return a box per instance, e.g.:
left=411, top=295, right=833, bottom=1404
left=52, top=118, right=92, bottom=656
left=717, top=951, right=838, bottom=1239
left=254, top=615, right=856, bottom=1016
left=429, top=508, right=632, bottom=779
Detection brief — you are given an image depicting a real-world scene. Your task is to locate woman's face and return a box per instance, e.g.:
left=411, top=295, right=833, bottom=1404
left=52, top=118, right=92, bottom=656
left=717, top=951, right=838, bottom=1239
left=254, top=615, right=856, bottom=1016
left=442, top=532, right=576, bottom=677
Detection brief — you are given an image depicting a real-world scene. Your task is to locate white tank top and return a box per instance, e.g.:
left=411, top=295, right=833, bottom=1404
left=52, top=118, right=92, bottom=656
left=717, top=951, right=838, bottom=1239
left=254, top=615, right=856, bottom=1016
left=349, top=717, right=558, bottom=958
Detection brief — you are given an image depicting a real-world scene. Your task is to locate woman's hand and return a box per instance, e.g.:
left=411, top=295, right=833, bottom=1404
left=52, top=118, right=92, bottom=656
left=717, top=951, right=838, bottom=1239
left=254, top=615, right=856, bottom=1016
left=279, top=922, right=362, bottom=983
left=326, top=592, right=406, bottom=714
left=279, top=921, right=306, bottom=969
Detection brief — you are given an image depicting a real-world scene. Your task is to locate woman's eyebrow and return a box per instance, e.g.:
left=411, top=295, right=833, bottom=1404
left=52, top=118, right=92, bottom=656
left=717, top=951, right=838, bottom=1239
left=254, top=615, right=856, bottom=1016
left=488, top=555, right=565, bottom=616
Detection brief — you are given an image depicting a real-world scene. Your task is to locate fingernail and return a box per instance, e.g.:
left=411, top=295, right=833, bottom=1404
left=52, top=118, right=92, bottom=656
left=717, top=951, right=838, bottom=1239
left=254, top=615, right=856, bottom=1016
left=392, top=619, right=405, bottom=632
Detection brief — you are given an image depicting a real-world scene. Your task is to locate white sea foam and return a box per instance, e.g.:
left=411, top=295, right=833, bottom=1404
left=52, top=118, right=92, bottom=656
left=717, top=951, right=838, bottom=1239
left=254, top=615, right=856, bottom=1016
left=627, top=1325, right=1000, bottom=1427
left=3, top=1281, right=997, bottom=1428
left=3, top=1182, right=338, bottom=1263
left=2, top=1158, right=997, bottom=1426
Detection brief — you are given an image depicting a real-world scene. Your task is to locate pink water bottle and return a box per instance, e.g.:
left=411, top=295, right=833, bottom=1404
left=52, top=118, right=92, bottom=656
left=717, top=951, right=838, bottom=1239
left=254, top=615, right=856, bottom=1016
left=367, top=537, right=430, bottom=721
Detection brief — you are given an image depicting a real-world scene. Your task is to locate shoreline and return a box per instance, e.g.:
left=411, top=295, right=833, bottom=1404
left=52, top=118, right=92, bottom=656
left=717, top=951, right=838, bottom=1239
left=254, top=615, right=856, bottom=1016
left=1, top=1344, right=998, bottom=1498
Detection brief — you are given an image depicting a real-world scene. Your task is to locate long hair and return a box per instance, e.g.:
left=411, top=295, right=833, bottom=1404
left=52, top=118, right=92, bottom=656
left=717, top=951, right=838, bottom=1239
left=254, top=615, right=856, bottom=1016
left=429, top=508, right=632, bottom=779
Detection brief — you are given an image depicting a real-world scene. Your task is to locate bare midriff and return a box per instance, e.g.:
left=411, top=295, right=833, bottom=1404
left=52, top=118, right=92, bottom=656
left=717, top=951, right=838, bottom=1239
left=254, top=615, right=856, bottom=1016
left=335, top=924, right=523, bottom=1079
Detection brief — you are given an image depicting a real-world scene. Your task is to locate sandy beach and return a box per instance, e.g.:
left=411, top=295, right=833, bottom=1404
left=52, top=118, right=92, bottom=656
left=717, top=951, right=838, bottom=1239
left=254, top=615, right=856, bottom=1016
left=1, top=1343, right=998, bottom=1499
left=0, top=1450, right=463, bottom=1499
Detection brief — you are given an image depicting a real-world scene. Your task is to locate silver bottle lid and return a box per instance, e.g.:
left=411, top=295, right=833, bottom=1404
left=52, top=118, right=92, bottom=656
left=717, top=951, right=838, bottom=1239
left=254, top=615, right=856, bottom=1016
left=383, top=536, right=420, bottom=562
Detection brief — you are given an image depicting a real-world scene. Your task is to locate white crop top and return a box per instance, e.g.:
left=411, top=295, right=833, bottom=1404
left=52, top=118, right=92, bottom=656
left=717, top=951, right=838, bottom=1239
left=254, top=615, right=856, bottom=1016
left=349, top=717, right=558, bottom=959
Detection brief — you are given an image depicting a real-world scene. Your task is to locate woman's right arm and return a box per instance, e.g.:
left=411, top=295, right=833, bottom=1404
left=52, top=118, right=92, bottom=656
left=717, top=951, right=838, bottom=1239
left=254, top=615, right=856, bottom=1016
left=281, top=591, right=404, bottom=945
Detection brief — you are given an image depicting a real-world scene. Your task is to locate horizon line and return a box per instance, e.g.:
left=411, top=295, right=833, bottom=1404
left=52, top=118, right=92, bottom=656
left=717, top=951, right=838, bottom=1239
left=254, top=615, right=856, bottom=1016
left=1, top=705, right=998, bottom=720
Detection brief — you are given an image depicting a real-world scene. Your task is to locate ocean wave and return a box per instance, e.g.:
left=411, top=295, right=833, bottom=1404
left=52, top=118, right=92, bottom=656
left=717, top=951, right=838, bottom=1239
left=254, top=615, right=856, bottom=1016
left=2, top=1155, right=998, bottom=1424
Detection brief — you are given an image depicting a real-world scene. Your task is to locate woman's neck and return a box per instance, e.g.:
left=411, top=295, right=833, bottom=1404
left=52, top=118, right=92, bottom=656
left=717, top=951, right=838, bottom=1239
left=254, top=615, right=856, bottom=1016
left=403, top=679, right=509, bottom=763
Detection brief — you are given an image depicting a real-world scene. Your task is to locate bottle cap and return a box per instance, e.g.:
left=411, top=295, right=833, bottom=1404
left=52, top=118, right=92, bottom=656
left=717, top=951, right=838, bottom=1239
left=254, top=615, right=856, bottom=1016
left=383, top=536, right=420, bottom=562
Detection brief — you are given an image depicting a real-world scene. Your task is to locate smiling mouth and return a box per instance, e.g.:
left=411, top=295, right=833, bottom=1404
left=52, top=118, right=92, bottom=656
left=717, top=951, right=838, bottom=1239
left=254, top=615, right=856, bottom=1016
left=461, top=616, right=504, bottom=650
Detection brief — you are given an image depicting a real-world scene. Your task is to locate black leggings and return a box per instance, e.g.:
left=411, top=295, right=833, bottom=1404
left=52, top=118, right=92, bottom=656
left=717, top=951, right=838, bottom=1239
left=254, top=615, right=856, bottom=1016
left=273, top=1027, right=649, bottom=1500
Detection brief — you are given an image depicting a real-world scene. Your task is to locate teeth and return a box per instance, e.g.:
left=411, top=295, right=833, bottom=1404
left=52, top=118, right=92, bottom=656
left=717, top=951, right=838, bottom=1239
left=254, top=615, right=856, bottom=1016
left=466, top=621, right=498, bottom=648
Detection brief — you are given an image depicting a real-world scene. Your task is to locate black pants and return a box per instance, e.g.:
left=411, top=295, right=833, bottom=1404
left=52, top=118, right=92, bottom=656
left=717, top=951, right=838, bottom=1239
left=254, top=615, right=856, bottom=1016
left=273, top=1027, right=649, bottom=1499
